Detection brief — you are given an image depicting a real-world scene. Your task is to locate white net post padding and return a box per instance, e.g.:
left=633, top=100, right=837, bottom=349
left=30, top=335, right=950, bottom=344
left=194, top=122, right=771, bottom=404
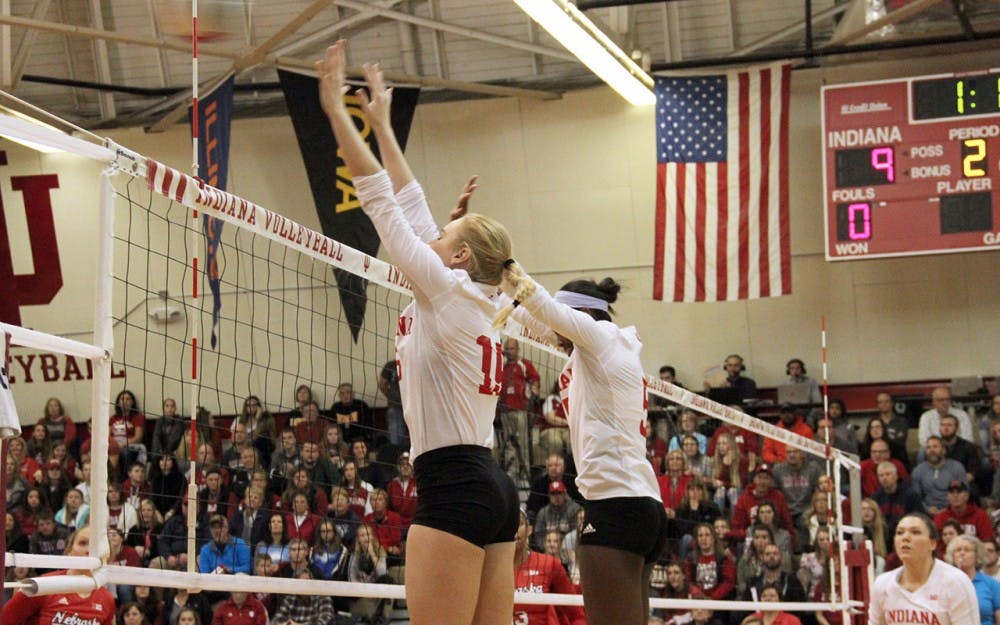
left=87, top=168, right=117, bottom=563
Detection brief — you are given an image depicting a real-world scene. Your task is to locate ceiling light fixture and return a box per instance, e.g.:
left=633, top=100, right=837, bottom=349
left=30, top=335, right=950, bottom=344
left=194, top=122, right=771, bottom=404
left=511, top=0, right=655, bottom=106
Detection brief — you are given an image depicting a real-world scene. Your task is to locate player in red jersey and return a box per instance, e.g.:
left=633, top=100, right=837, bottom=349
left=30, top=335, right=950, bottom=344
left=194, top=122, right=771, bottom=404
left=3, top=526, right=116, bottom=625
left=513, top=510, right=586, bottom=625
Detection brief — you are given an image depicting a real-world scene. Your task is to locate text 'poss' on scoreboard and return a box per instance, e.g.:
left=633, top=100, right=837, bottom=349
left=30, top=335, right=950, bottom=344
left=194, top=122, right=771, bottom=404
left=822, top=69, right=1000, bottom=261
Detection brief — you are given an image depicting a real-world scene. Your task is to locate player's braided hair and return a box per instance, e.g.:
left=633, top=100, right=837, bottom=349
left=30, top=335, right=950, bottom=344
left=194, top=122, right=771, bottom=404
left=492, top=259, right=536, bottom=329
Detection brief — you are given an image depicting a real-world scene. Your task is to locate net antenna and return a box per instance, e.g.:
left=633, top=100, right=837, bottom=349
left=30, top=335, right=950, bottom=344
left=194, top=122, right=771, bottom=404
left=0, top=109, right=866, bottom=617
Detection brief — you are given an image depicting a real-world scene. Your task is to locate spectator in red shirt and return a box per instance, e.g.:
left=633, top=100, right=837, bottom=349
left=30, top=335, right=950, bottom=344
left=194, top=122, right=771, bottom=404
left=742, top=584, right=802, bottom=625
left=38, top=397, right=77, bottom=453
left=658, top=449, right=692, bottom=515
left=387, top=451, right=417, bottom=528
left=111, top=389, right=147, bottom=467
left=108, top=527, right=142, bottom=603
left=293, top=401, right=326, bottom=446
left=684, top=522, right=736, bottom=600
left=210, top=583, right=268, bottom=625
left=365, top=488, right=404, bottom=561
left=513, top=509, right=586, bottom=625
left=499, top=338, right=540, bottom=472
left=8, top=437, right=41, bottom=485
left=285, top=490, right=321, bottom=545
left=934, top=479, right=994, bottom=542
left=729, top=464, right=796, bottom=548
left=761, top=405, right=813, bottom=464
left=708, top=421, right=759, bottom=467
left=860, top=440, right=909, bottom=497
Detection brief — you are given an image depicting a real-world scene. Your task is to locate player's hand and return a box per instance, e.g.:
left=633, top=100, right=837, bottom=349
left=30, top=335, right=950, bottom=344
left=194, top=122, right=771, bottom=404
left=358, top=63, right=392, bottom=130
left=450, top=175, right=478, bottom=221
left=317, top=40, right=350, bottom=117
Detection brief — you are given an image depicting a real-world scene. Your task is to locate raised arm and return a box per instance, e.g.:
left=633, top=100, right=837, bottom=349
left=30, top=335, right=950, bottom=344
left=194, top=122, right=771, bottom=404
left=496, top=263, right=610, bottom=353
left=318, top=41, right=456, bottom=296
left=318, top=41, right=381, bottom=179
left=357, top=63, right=415, bottom=194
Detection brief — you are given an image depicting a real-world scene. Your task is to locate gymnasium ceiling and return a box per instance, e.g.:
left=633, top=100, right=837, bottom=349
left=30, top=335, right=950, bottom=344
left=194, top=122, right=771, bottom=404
left=1, top=0, right=999, bottom=131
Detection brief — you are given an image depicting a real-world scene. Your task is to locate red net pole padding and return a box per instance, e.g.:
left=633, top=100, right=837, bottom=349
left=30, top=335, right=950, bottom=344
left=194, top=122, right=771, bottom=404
left=843, top=546, right=871, bottom=625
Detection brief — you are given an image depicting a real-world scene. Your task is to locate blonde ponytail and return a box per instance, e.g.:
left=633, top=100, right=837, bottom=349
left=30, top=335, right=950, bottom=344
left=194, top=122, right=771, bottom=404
left=492, top=260, right=536, bottom=329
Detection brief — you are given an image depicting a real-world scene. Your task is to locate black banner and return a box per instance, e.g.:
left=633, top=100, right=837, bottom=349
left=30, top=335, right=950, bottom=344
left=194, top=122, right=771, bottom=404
left=277, top=69, right=420, bottom=341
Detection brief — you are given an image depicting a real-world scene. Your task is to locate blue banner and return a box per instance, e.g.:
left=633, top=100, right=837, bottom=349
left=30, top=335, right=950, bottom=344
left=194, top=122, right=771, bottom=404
left=192, top=75, right=234, bottom=349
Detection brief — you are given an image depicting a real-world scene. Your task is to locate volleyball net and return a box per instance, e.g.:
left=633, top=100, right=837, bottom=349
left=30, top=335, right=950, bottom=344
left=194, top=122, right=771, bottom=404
left=0, top=110, right=865, bottom=619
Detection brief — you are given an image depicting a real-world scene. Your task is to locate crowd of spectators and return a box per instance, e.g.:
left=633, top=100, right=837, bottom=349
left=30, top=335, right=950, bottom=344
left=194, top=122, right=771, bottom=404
left=5, top=357, right=1000, bottom=625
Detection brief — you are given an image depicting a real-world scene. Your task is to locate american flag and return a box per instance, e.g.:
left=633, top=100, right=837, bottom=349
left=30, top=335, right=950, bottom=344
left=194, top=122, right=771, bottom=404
left=653, top=63, right=791, bottom=302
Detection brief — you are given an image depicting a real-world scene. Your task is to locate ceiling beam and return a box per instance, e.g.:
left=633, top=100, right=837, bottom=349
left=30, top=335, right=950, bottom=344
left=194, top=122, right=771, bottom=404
left=733, top=3, right=849, bottom=57
left=10, top=0, right=51, bottom=89
left=271, top=0, right=406, bottom=57
left=828, top=0, right=942, bottom=46
left=275, top=55, right=563, bottom=100
left=0, top=13, right=244, bottom=60
left=331, top=0, right=576, bottom=62
left=234, top=0, right=333, bottom=71
left=87, top=0, right=116, bottom=120
left=1, top=0, right=11, bottom=89
left=142, top=0, right=402, bottom=130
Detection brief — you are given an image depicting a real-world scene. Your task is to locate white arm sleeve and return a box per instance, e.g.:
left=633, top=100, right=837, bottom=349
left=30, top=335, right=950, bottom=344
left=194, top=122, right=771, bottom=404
left=395, top=179, right=439, bottom=243
left=519, top=283, right=611, bottom=354
left=354, top=171, right=456, bottom=297
left=496, top=292, right=558, bottom=345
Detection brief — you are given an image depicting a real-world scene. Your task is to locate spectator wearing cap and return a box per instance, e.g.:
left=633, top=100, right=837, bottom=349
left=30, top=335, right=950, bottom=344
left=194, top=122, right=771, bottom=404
left=761, top=405, right=813, bottom=465
left=199, top=514, right=252, bottom=575
left=386, top=452, right=417, bottom=529
left=729, top=464, right=796, bottom=549
left=911, top=435, right=968, bottom=515
left=532, top=480, right=582, bottom=551
left=37, top=458, right=72, bottom=512
left=526, top=454, right=579, bottom=523
left=934, top=480, right=994, bottom=541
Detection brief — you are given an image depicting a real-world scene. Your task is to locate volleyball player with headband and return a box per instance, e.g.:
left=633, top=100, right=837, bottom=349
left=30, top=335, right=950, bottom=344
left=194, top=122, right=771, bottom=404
left=495, top=269, right=667, bottom=625
left=869, top=513, right=976, bottom=625
left=318, top=40, right=519, bottom=625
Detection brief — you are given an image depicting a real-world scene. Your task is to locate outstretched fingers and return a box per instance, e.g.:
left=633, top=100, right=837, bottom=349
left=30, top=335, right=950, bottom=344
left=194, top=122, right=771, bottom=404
left=317, top=39, right=349, bottom=115
left=450, top=174, right=479, bottom=221
left=359, top=62, right=393, bottom=127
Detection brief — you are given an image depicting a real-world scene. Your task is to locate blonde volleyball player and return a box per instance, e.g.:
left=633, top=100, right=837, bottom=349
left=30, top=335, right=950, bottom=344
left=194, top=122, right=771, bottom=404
left=317, top=41, right=519, bottom=625
left=869, top=513, right=976, bottom=625
left=2, top=526, right=116, bottom=624
left=495, top=270, right=667, bottom=625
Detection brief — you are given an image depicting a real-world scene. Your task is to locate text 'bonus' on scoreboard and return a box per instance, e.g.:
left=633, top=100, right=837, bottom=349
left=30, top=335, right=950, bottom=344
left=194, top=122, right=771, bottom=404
left=821, top=68, right=1000, bottom=261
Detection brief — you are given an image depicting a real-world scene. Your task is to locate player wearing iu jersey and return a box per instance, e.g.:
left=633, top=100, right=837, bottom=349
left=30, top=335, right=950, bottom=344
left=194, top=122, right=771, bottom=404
left=319, top=41, right=518, bottom=625
left=513, top=510, right=586, bottom=625
left=495, top=271, right=667, bottom=625
left=869, top=514, right=977, bottom=625
left=2, top=526, right=116, bottom=625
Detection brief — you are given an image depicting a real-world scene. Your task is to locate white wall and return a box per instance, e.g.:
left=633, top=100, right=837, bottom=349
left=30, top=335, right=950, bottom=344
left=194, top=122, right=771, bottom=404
left=6, top=45, right=1000, bottom=425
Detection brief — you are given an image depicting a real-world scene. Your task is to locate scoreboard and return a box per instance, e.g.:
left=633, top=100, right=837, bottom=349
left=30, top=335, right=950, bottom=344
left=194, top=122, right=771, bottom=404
left=822, top=69, right=1000, bottom=261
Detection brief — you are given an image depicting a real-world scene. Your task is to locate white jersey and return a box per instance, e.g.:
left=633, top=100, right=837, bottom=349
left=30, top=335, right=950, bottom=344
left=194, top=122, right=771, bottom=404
left=355, top=172, right=501, bottom=459
left=514, top=285, right=660, bottom=502
left=869, top=559, right=978, bottom=625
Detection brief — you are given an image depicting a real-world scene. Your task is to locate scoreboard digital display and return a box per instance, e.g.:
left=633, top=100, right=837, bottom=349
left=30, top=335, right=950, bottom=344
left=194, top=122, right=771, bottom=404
left=822, top=69, right=1000, bottom=260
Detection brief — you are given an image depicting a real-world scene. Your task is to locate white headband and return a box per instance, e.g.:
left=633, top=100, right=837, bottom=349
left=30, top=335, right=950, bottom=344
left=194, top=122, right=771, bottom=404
left=553, top=290, right=609, bottom=311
